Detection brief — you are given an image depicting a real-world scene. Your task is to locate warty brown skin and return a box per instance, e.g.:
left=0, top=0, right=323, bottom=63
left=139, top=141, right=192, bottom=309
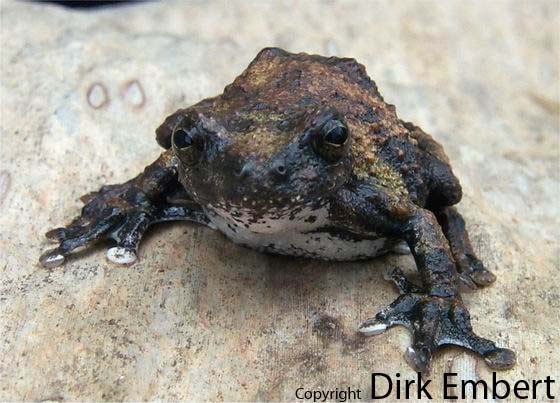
left=40, top=48, right=515, bottom=373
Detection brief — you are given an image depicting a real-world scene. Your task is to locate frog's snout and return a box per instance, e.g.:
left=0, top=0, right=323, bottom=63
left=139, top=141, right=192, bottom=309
left=234, top=157, right=288, bottom=182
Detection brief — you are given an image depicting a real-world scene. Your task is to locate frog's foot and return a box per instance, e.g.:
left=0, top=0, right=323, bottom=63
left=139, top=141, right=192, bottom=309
left=40, top=182, right=208, bottom=268
left=359, top=269, right=515, bottom=373
left=435, top=207, right=496, bottom=292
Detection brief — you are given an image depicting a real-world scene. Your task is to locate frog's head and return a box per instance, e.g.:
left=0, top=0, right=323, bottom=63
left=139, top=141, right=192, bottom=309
left=158, top=48, right=382, bottom=214
left=169, top=106, right=352, bottom=214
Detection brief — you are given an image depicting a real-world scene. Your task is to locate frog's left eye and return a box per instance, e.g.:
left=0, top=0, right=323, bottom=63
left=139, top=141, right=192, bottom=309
left=312, top=118, right=349, bottom=162
left=172, top=126, right=204, bottom=166
left=322, top=121, right=348, bottom=146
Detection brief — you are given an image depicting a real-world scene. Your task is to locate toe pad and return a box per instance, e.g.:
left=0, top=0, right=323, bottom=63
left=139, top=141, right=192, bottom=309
left=359, top=321, right=388, bottom=336
left=107, top=247, right=137, bottom=264
left=40, top=251, right=65, bottom=268
left=484, top=348, right=517, bottom=369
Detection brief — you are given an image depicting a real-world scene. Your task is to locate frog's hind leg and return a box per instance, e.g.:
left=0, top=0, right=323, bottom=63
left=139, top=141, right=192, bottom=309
left=353, top=204, right=515, bottom=373
left=435, top=206, right=496, bottom=291
left=40, top=152, right=210, bottom=268
left=333, top=183, right=515, bottom=372
left=404, top=122, right=495, bottom=290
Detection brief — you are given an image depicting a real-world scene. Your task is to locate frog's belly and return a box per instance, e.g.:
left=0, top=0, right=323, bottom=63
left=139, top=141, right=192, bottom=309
left=204, top=205, right=397, bottom=261
left=227, top=229, right=396, bottom=260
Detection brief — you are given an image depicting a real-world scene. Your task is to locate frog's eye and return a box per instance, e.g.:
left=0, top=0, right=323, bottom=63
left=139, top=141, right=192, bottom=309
left=312, top=119, right=349, bottom=162
left=172, top=128, right=193, bottom=149
left=172, top=126, right=204, bottom=165
left=322, top=120, right=348, bottom=146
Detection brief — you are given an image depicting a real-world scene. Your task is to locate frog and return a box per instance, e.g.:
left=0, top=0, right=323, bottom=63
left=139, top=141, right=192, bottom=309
left=40, top=47, right=516, bottom=373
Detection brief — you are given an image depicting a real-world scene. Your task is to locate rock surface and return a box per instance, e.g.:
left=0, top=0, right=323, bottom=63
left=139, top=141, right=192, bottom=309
left=1, top=0, right=558, bottom=400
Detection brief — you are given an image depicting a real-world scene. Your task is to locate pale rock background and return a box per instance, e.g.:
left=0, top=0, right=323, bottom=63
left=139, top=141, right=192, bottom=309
left=0, top=0, right=558, bottom=401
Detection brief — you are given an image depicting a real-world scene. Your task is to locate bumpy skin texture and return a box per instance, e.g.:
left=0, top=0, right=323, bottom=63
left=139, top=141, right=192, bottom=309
left=41, top=48, right=515, bottom=373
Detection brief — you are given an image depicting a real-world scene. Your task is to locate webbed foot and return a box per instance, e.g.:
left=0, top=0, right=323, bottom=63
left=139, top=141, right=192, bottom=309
left=359, top=269, right=515, bottom=373
left=40, top=181, right=208, bottom=268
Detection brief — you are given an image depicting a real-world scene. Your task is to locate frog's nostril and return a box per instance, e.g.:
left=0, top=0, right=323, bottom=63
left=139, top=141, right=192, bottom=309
left=236, top=161, right=255, bottom=179
left=271, top=159, right=288, bottom=177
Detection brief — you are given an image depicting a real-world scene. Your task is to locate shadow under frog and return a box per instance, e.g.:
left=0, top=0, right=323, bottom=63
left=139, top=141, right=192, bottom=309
left=40, top=47, right=516, bottom=373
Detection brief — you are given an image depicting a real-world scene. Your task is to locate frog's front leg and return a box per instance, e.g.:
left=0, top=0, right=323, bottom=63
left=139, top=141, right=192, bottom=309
left=40, top=151, right=210, bottom=268
left=332, top=183, right=516, bottom=373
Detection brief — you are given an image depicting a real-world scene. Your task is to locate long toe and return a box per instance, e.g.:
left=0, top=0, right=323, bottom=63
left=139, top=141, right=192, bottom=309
left=469, top=266, right=497, bottom=286
left=39, top=209, right=123, bottom=268
left=484, top=348, right=517, bottom=370
left=39, top=249, right=65, bottom=268
left=461, top=257, right=497, bottom=287
left=358, top=320, right=388, bottom=336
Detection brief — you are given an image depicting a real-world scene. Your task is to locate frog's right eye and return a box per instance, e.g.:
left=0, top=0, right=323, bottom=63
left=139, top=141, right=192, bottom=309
left=172, top=126, right=204, bottom=166
left=172, top=128, right=193, bottom=149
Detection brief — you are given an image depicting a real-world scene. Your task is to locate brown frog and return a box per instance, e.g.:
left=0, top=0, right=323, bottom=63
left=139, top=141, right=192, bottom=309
left=40, top=48, right=516, bottom=373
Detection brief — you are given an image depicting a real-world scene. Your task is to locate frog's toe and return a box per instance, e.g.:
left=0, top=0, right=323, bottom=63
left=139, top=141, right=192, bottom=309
left=39, top=208, right=124, bottom=268
left=44, top=220, right=91, bottom=242
left=45, top=227, right=68, bottom=242
left=483, top=348, right=517, bottom=369
left=358, top=320, right=388, bottom=336
left=39, top=249, right=65, bottom=268
left=104, top=211, right=151, bottom=265
left=459, top=256, right=497, bottom=287
left=359, top=293, right=419, bottom=335
left=384, top=268, right=422, bottom=294
left=404, top=345, right=432, bottom=374
left=468, top=264, right=496, bottom=286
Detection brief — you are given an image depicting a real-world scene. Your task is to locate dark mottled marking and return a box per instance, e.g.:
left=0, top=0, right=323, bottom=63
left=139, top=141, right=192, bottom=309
left=225, top=116, right=253, bottom=132
left=304, top=215, right=317, bottom=223
left=309, top=226, right=388, bottom=243
left=298, top=351, right=328, bottom=374
left=360, top=103, right=378, bottom=123
left=253, top=102, right=269, bottom=111
left=312, top=313, right=343, bottom=346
